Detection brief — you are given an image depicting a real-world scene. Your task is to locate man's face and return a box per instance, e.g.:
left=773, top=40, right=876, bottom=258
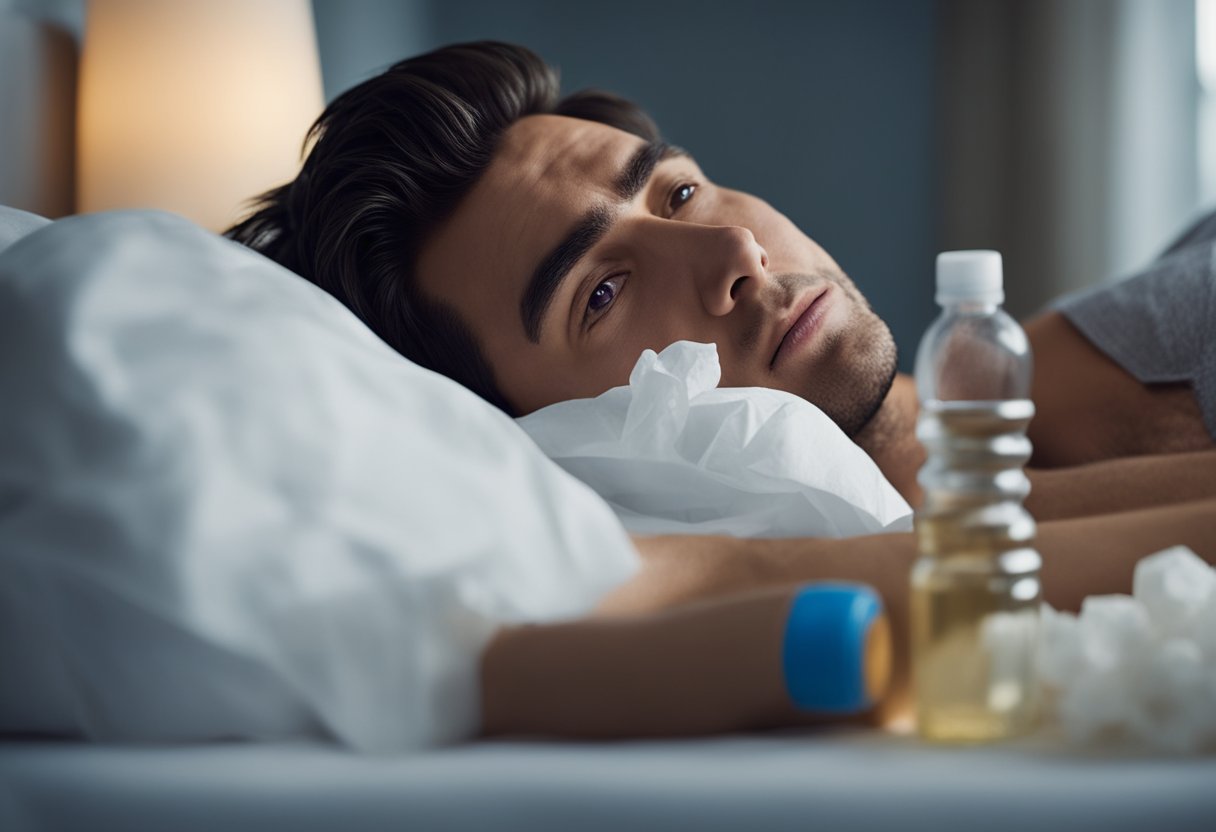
left=416, top=114, right=897, bottom=435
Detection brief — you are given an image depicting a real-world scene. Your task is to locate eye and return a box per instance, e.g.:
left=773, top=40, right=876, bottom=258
left=584, top=274, right=625, bottom=323
left=668, top=182, right=698, bottom=215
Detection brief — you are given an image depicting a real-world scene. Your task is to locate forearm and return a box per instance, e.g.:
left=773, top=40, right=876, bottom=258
left=479, top=586, right=860, bottom=739
left=1026, top=449, right=1216, bottom=520
left=598, top=497, right=1216, bottom=728
left=479, top=497, right=1216, bottom=740
left=751, top=492, right=1216, bottom=619
left=1035, top=495, right=1216, bottom=609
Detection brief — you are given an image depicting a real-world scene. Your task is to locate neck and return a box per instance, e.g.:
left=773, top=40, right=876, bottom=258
left=854, top=373, right=924, bottom=507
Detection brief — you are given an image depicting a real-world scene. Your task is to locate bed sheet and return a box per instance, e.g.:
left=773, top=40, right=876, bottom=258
left=3, top=728, right=1214, bottom=832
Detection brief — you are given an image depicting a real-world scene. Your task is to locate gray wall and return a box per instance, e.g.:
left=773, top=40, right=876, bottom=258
left=314, top=0, right=940, bottom=371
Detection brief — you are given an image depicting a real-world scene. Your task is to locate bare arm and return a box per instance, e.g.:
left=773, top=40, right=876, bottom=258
left=479, top=497, right=1216, bottom=739
left=1026, top=449, right=1216, bottom=520
left=479, top=585, right=873, bottom=739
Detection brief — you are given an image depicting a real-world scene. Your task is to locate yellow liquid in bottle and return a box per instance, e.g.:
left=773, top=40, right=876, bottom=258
left=912, top=401, right=1042, bottom=742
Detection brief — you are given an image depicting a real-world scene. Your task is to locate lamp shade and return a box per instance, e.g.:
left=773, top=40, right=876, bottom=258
left=77, top=0, right=324, bottom=231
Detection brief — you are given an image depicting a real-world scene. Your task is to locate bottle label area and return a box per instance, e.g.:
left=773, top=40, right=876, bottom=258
left=913, top=398, right=1042, bottom=741
left=911, top=559, right=1042, bottom=741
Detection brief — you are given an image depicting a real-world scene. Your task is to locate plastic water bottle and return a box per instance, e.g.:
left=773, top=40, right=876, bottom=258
left=910, top=250, right=1041, bottom=742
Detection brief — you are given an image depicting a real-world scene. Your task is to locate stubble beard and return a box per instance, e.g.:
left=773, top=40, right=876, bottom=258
left=769, top=270, right=899, bottom=438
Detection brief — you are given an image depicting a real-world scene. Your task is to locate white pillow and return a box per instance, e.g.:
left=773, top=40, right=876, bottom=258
left=0, top=204, right=50, bottom=255
left=518, top=341, right=913, bottom=538
left=0, top=210, right=638, bottom=752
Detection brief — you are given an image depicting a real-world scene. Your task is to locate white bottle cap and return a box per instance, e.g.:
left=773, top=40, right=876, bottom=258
left=935, top=250, right=1004, bottom=305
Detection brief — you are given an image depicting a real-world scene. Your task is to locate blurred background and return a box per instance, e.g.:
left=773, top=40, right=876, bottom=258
left=2, top=0, right=1211, bottom=370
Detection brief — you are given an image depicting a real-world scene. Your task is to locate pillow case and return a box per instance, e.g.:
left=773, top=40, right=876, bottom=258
left=0, top=210, right=638, bottom=752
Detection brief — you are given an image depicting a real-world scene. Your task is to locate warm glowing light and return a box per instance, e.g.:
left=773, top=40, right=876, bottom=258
left=77, top=0, right=324, bottom=231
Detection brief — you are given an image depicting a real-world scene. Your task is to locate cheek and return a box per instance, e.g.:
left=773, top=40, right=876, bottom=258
left=719, top=190, right=821, bottom=268
left=502, top=295, right=697, bottom=412
left=508, top=349, right=637, bottom=413
left=577, top=302, right=695, bottom=395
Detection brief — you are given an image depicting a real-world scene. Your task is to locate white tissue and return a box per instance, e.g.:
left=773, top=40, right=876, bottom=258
left=1133, top=545, right=1216, bottom=637
left=1037, top=546, right=1216, bottom=752
left=517, top=341, right=913, bottom=538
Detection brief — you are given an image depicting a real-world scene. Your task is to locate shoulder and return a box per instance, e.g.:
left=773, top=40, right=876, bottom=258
left=1157, top=206, right=1216, bottom=258
left=1023, top=310, right=1212, bottom=467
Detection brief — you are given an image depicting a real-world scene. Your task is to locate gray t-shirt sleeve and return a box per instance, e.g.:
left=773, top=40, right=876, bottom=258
left=1052, top=208, right=1216, bottom=441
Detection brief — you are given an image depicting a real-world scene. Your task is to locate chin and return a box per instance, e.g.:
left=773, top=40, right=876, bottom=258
left=801, top=318, right=899, bottom=438
left=843, top=355, right=898, bottom=438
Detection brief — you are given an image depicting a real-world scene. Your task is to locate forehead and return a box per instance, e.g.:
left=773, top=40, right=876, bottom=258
left=493, top=114, right=635, bottom=197
left=414, top=114, right=645, bottom=344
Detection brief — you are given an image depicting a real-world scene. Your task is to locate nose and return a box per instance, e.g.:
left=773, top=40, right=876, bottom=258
left=693, top=225, right=770, bottom=317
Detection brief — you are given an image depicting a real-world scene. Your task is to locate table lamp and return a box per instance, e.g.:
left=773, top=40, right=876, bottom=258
left=77, top=0, right=325, bottom=232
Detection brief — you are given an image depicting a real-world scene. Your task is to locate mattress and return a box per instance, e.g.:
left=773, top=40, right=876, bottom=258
left=3, top=727, right=1214, bottom=832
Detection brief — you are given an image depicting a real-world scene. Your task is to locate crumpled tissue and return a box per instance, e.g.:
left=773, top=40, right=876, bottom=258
left=517, top=341, right=913, bottom=538
left=1038, top=545, right=1216, bottom=752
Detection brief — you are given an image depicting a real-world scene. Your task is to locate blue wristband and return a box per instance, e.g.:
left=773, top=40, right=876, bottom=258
left=782, top=583, right=884, bottom=714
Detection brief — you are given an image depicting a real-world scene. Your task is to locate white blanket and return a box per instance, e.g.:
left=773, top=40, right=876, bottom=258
left=0, top=209, right=639, bottom=753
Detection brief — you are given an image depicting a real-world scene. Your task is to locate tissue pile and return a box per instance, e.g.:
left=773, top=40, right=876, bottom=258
left=517, top=341, right=913, bottom=538
left=1037, top=546, right=1216, bottom=752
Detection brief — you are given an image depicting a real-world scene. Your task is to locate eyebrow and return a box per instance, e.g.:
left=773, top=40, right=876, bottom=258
left=520, top=140, right=685, bottom=343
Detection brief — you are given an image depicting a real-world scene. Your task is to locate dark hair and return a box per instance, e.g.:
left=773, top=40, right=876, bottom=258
left=225, top=41, right=660, bottom=414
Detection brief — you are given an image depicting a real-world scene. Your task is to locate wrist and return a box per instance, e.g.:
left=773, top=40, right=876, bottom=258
left=782, top=584, right=891, bottom=714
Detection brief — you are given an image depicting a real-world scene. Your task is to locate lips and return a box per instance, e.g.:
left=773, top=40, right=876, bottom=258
left=770, top=287, right=830, bottom=368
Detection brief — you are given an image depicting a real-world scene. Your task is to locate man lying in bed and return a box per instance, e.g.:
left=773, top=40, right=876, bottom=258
left=228, top=42, right=1216, bottom=738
